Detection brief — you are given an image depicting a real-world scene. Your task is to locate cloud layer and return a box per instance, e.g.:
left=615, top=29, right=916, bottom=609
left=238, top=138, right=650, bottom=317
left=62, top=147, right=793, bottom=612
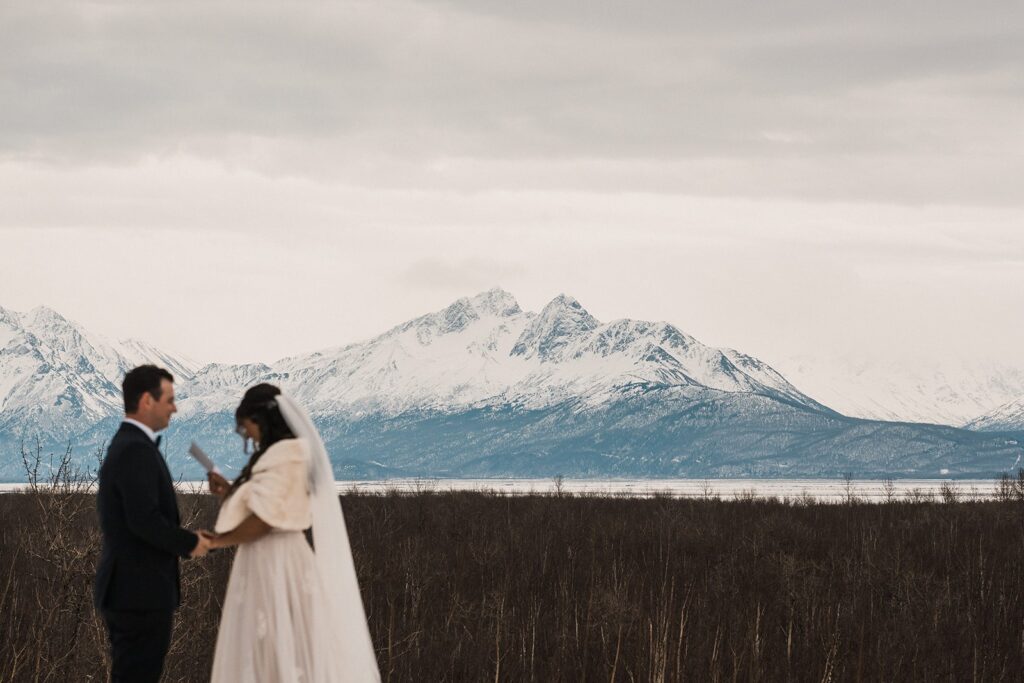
left=1, top=1, right=1021, bottom=370
left=2, top=1, right=1022, bottom=203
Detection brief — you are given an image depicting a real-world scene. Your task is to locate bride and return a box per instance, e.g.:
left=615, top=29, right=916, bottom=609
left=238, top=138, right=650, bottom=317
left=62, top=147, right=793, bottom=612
left=204, top=383, right=380, bottom=682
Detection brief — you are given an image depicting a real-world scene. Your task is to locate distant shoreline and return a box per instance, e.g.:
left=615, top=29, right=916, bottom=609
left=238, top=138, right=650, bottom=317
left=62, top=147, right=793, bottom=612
left=0, top=477, right=1004, bottom=502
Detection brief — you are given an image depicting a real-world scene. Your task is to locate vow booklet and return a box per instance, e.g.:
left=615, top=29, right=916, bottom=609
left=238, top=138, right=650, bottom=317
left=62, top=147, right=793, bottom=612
left=188, top=442, right=222, bottom=475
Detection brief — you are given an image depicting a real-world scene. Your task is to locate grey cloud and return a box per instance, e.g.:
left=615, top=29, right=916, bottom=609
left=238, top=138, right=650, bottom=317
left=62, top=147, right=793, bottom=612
left=1, top=1, right=1022, bottom=205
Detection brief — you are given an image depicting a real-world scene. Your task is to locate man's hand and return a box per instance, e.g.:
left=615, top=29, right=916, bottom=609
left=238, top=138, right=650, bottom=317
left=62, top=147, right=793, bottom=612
left=198, top=529, right=222, bottom=550
left=208, top=471, right=230, bottom=500
left=189, top=531, right=212, bottom=558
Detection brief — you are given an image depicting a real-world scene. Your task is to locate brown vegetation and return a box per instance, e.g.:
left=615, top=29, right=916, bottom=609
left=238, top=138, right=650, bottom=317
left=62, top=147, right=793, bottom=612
left=3, top=451, right=1024, bottom=681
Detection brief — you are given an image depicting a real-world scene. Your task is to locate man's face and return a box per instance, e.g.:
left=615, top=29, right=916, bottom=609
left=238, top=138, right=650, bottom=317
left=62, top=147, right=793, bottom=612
left=146, top=378, right=177, bottom=432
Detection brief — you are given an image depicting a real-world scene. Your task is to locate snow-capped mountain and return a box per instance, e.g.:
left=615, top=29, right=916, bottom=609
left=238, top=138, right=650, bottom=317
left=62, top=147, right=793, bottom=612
left=0, top=304, right=199, bottom=442
left=2, top=291, right=1022, bottom=480
left=3, top=289, right=819, bottom=437
left=257, top=289, right=826, bottom=418
left=967, top=397, right=1024, bottom=432
left=771, top=353, right=1024, bottom=427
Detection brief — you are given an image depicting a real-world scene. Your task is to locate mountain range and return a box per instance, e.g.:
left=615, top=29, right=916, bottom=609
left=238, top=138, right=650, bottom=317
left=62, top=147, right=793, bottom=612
left=772, top=352, right=1024, bottom=427
left=1, top=290, right=1022, bottom=481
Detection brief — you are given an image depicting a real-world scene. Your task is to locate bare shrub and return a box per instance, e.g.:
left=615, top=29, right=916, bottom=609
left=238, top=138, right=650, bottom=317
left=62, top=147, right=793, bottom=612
left=996, top=473, right=1014, bottom=502
left=410, top=477, right=438, bottom=496
left=733, top=488, right=758, bottom=502
left=994, top=469, right=1024, bottom=503
left=799, top=490, right=818, bottom=506
left=907, top=487, right=932, bottom=504
left=842, top=472, right=857, bottom=505
left=939, top=481, right=961, bottom=504
left=882, top=478, right=896, bottom=504
left=552, top=474, right=565, bottom=497
left=1, top=440, right=108, bottom=681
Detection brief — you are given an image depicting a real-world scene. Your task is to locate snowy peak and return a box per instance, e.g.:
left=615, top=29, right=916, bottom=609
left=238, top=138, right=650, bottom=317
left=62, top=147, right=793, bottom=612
left=383, top=289, right=524, bottom=345
left=511, top=294, right=600, bottom=361
left=0, top=309, right=19, bottom=349
left=721, top=348, right=819, bottom=408
left=656, top=323, right=696, bottom=351
left=190, top=362, right=276, bottom=388
left=19, top=306, right=88, bottom=351
left=578, top=319, right=655, bottom=358
left=547, top=294, right=595, bottom=317
left=0, top=304, right=199, bottom=433
left=118, top=339, right=200, bottom=378
left=439, top=298, right=481, bottom=334
left=175, top=362, right=283, bottom=416
left=0, top=305, right=19, bottom=328
left=469, top=287, right=522, bottom=318
left=966, top=396, right=1024, bottom=432
left=441, top=288, right=523, bottom=330
left=24, top=305, right=70, bottom=329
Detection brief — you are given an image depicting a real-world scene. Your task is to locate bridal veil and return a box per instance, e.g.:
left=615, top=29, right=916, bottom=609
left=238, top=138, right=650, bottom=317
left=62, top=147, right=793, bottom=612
left=277, top=392, right=381, bottom=682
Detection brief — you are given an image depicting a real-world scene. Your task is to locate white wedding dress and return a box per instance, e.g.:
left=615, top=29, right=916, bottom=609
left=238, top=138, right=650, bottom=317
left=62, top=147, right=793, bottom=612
left=210, top=395, right=380, bottom=683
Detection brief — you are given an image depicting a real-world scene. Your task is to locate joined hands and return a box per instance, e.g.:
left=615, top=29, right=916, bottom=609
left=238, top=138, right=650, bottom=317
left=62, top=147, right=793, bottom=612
left=189, top=471, right=232, bottom=558
left=198, top=529, right=223, bottom=550
left=190, top=530, right=214, bottom=558
left=189, top=529, right=226, bottom=557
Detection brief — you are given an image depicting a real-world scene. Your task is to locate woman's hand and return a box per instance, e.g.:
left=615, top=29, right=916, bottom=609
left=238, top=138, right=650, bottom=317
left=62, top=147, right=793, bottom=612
left=208, top=471, right=230, bottom=500
left=200, top=515, right=272, bottom=550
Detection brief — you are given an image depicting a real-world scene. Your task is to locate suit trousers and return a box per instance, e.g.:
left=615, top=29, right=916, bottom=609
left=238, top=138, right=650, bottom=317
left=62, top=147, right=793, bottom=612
left=102, top=608, right=175, bottom=683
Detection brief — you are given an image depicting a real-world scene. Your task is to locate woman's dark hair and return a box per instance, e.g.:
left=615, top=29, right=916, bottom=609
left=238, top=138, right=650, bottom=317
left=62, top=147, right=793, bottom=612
left=228, top=383, right=295, bottom=496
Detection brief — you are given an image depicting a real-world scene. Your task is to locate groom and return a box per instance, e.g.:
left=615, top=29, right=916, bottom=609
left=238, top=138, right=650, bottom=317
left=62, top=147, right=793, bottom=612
left=94, top=365, right=211, bottom=683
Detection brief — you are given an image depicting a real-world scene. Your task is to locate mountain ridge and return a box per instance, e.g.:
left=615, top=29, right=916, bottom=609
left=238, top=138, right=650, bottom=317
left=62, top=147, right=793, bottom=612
left=967, top=397, right=1024, bottom=432
left=1, top=290, right=1022, bottom=480
left=773, top=352, right=1024, bottom=428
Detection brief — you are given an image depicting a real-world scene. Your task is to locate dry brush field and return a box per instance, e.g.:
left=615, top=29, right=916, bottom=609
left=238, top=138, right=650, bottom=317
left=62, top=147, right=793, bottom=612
left=3, top=457, right=1024, bottom=681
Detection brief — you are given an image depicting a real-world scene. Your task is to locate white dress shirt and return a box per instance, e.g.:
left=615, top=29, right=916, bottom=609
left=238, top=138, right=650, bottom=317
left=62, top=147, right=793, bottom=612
left=122, top=418, right=159, bottom=443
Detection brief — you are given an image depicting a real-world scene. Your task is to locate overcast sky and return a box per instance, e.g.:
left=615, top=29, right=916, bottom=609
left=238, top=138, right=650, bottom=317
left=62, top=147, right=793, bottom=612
left=1, top=1, right=1022, bottom=369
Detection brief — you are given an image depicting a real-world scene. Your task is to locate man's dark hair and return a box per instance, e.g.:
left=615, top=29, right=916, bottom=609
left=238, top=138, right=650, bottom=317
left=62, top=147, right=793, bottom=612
left=123, top=365, right=174, bottom=413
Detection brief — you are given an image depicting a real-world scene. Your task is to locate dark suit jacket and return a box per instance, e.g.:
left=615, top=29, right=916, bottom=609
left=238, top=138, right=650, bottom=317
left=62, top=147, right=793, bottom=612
left=94, top=422, right=198, bottom=611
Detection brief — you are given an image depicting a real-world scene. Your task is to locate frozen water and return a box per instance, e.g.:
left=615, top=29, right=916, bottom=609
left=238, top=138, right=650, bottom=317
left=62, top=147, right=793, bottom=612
left=328, top=478, right=1001, bottom=502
